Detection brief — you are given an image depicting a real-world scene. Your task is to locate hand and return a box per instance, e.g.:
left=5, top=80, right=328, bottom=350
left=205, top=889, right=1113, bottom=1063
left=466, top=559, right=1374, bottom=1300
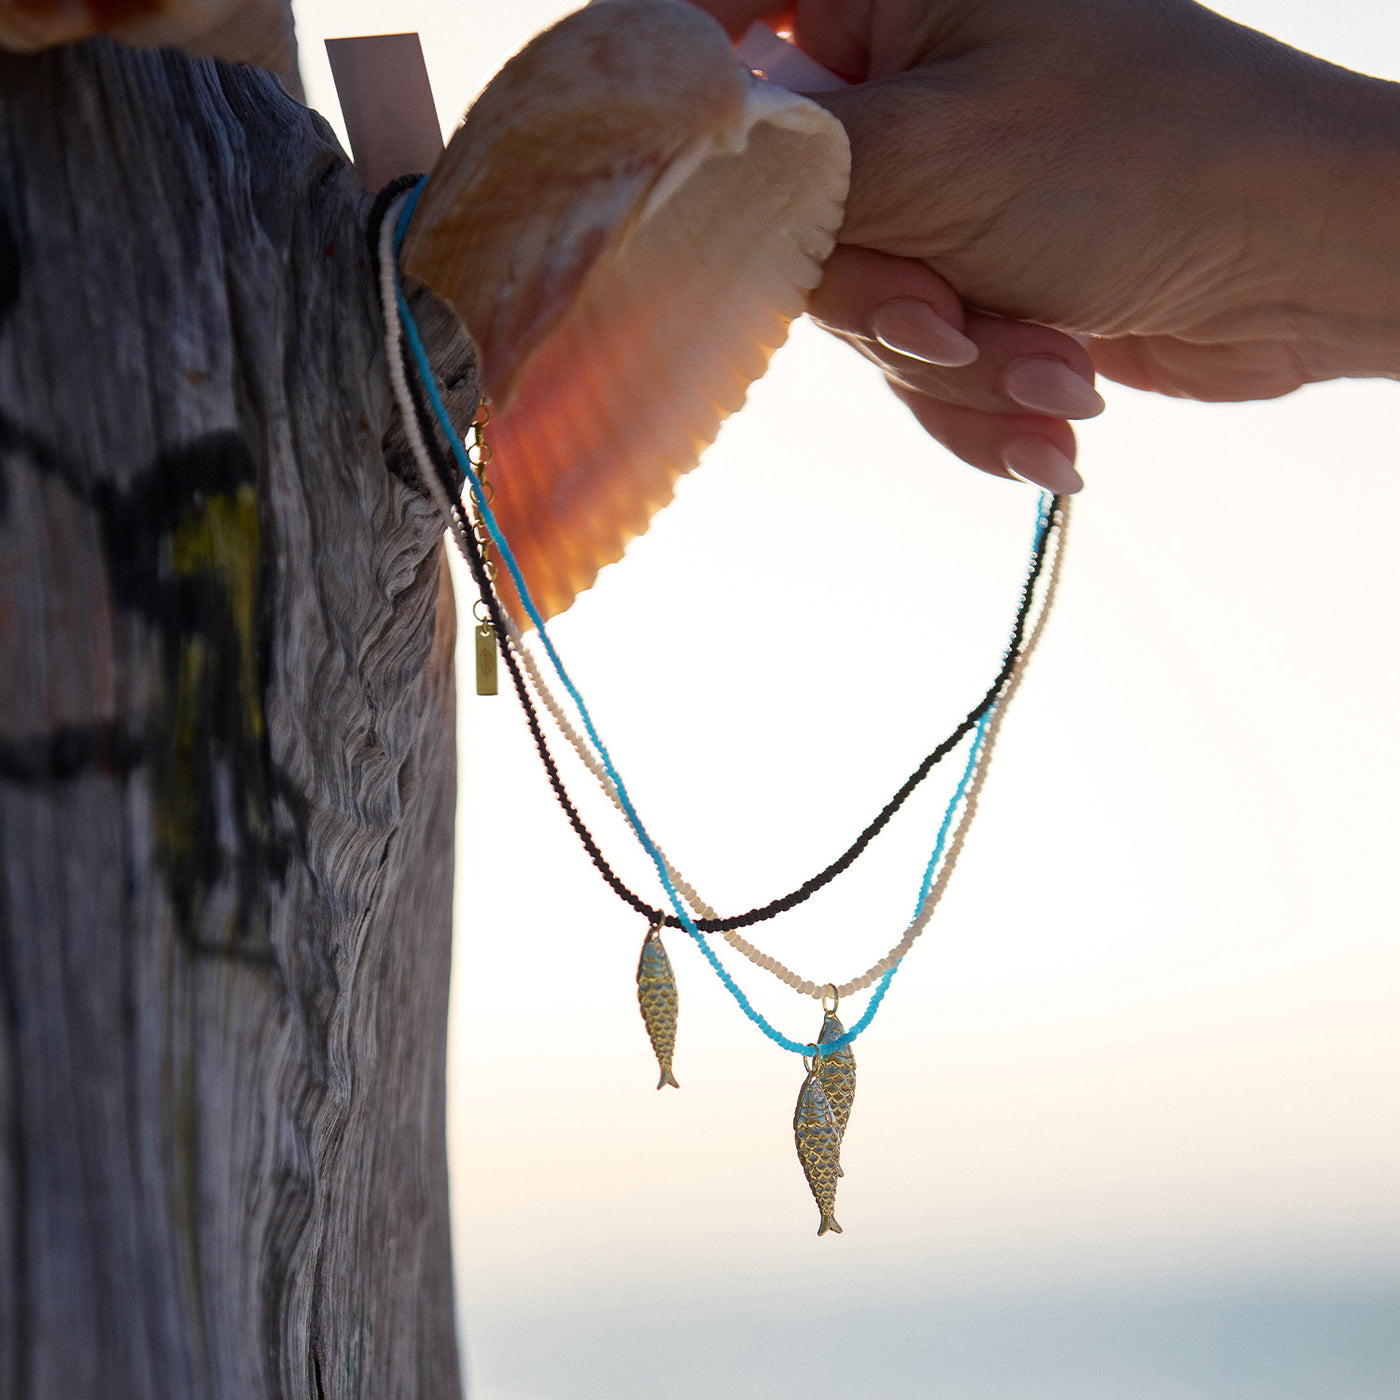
left=696, top=0, right=1400, bottom=468
left=811, top=245, right=1100, bottom=493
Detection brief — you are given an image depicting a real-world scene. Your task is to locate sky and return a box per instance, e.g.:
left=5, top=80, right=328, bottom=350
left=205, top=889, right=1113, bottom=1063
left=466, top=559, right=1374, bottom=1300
left=293, top=3, right=1399, bottom=1396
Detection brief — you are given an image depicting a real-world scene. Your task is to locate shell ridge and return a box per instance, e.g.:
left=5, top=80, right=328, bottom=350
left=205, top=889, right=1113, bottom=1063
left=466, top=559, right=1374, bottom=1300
left=409, top=0, right=851, bottom=627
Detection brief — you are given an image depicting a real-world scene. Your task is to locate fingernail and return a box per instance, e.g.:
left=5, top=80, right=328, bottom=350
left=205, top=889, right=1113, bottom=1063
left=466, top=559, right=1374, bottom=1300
left=1002, top=356, right=1105, bottom=418
left=1003, top=436, right=1084, bottom=494
left=869, top=299, right=978, bottom=367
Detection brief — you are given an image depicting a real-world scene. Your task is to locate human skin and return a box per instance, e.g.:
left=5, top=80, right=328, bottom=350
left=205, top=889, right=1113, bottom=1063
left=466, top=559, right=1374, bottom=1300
left=691, top=0, right=1400, bottom=485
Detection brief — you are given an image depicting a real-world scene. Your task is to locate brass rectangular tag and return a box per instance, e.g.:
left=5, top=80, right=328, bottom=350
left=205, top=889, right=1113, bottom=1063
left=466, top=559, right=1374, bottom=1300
left=475, top=622, right=499, bottom=696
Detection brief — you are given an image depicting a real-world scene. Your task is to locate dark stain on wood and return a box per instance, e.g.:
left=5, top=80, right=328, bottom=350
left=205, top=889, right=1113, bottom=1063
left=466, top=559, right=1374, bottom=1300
left=0, top=719, right=145, bottom=783
left=0, top=403, right=283, bottom=960
left=95, top=431, right=282, bottom=960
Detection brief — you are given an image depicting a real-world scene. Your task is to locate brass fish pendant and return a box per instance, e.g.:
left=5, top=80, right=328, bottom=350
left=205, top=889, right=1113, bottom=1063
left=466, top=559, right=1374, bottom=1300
left=793, top=1060, right=843, bottom=1236
left=817, top=1010, right=856, bottom=1176
left=636, top=923, right=679, bottom=1089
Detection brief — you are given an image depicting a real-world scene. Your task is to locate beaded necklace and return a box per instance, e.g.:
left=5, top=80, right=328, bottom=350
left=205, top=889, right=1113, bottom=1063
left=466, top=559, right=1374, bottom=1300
left=378, top=184, right=1070, bottom=1231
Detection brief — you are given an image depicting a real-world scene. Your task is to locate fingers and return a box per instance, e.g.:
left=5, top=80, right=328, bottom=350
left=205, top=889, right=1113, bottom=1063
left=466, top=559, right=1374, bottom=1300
left=812, top=247, right=1101, bottom=414
left=811, top=246, right=1098, bottom=490
left=885, top=381, right=1083, bottom=492
left=814, top=245, right=975, bottom=363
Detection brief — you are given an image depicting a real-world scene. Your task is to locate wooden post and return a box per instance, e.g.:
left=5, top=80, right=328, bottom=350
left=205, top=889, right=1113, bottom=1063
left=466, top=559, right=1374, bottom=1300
left=0, top=38, right=474, bottom=1399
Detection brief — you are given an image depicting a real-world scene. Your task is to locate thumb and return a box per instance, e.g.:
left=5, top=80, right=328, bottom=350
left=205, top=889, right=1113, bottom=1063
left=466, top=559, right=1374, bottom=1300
left=806, top=77, right=955, bottom=254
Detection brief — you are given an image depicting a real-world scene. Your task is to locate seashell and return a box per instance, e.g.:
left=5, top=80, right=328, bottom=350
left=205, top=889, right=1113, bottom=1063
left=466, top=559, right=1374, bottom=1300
left=0, top=0, right=299, bottom=92
left=401, top=0, right=849, bottom=625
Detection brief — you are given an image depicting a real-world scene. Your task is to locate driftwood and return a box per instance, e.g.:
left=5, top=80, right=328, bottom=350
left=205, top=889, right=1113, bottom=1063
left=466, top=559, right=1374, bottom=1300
left=0, top=39, right=475, bottom=1399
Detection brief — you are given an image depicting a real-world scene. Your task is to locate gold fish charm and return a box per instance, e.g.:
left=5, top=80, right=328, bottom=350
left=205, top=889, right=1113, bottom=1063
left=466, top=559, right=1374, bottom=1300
left=794, top=1058, right=843, bottom=1236
left=636, top=923, right=679, bottom=1089
left=817, top=1005, right=856, bottom=1176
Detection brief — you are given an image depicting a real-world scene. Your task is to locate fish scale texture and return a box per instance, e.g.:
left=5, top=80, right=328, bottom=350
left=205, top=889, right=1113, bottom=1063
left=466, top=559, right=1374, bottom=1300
left=818, top=1012, right=857, bottom=1140
left=794, top=1069, right=843, bottom=1235
left=637, top=931, right=680, bottom=1089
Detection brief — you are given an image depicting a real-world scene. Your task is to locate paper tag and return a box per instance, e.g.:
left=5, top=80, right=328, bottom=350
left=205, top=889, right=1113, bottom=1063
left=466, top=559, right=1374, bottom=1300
left=325, top=33, right=445, bottom=192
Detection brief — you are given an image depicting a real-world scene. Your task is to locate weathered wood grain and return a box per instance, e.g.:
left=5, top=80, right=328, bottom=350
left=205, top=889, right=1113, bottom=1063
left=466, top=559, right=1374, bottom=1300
left=0, top=39, right=475, bottom=1399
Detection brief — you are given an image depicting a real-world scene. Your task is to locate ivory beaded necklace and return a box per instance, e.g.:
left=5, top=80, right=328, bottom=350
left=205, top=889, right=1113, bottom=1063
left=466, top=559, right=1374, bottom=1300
left=501, top=588, right=1063, bottom=996
left=378, top=184, right=1070, bottom=1229
left=492, top=517, right=1064, bottom=1003
left=384, top=190, right=1062, bottom=1025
